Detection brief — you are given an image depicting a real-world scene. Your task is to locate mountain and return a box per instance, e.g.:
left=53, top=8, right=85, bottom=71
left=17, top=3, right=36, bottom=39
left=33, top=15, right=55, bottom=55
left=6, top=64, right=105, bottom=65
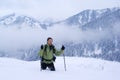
left=1, top=7, right=119, bottom=29
left=53, top=7, right=120, bottom=62
left=63, top=8, right=120, bottom=61
left=82, top=8, right=120, bottom=30
left=0, top=7, right=120, bottom=62
left=0, top=13, right=47, bottom=29
left=58, top=7, right=120, bottom=27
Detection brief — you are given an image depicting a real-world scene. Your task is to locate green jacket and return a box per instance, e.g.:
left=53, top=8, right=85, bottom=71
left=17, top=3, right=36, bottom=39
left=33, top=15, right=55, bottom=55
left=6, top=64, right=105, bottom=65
left=38, top=44, right=64, bottom=64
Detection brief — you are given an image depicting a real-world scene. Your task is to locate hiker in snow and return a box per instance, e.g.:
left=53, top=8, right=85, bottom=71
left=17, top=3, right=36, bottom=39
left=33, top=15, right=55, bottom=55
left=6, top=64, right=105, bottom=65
left=38, top=37, right=65, bottom=71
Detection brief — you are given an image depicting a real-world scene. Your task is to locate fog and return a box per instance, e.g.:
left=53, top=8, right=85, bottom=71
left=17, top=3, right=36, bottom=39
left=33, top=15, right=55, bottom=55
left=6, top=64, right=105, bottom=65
left=0, top=23, right=119, bottom=52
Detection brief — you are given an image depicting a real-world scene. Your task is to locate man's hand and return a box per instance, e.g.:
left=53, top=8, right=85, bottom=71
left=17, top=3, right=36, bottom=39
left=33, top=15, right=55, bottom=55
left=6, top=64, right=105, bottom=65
left=61, top=45, right=65, bottom=50
left=40, top=57, right=44, bottom=61
left=41, top=45, right=43, bottom=49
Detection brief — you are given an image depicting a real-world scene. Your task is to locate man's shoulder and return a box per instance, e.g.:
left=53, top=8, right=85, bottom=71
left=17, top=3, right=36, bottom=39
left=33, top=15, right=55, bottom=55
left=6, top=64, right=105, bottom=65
left=43, top=44, right=55, bottom=47
left=43, top=44, right=47, bottom=46
left=43, top=44, right=48, bottom=48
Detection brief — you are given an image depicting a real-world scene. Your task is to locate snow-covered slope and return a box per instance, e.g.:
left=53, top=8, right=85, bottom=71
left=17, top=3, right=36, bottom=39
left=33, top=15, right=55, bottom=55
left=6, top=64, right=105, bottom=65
left=0, top=13, right=47, bottom=29
left=59, top=7, right=120, bottom=27
left=0, top=57, right=120, bottom=80
left=0, top=7, right=119, bottom=28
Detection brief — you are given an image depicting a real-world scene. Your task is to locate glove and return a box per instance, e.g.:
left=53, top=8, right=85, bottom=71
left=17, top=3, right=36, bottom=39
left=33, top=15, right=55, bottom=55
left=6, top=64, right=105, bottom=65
left=41, top=45, right=43, bottom=49
left=53, top=56, right=56, bottom=62
left=61, top=45, right=65, bottom=50
left=41, top=57, right=44, bottom=61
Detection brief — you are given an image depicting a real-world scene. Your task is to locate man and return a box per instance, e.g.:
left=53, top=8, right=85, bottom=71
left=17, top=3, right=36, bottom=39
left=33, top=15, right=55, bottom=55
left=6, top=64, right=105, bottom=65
left=38, top=37, right=65, bottom=71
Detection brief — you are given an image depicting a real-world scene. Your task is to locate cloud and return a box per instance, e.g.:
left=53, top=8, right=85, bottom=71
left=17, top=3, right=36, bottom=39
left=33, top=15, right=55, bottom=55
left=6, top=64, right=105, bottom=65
left=0, top=23, right=118, bottom=52
left=45, top=24, right=113, bottom=44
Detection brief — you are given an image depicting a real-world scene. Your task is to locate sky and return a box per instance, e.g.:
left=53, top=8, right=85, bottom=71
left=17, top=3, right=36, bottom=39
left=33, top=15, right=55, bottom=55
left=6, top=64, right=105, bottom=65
left=0, top=0, right=120, bottom=21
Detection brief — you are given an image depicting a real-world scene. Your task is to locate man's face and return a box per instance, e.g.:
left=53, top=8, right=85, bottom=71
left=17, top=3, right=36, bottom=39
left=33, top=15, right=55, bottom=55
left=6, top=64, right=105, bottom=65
left=47, top=39, right=53, bottom=45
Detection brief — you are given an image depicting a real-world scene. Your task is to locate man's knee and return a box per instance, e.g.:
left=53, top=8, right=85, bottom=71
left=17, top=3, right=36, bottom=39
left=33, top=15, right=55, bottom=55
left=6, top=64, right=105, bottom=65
left=41, top=63, right=47, bottom=70
left=48, top=63, right=56, bottom=71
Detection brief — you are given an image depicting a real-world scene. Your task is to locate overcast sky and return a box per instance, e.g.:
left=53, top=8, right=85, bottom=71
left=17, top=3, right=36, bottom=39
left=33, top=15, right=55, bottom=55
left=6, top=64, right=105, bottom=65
left=0, top=0, right=120, bottom=21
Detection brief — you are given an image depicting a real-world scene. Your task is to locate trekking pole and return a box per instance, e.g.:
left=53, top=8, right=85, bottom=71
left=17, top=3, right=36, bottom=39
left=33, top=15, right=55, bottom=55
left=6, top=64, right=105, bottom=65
left=63, top=53, right=67, bottom=71
left=40, top=57, right=42, bottom=71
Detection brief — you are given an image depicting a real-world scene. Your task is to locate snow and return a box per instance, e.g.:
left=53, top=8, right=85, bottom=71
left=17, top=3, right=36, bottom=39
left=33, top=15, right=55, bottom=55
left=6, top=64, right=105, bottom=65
left=78, top=15, right=82, bottom=24
left=94, top=44, right=102, bottom=55
left=88, top=10, right=92, bottom=22
left=0, top=57, right=120, bottom=80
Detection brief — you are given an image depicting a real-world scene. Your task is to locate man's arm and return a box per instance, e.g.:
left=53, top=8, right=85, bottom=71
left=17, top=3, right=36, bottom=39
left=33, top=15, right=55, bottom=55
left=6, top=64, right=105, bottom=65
left=54, top=45, right=65, bottom=56
left=38, top=45, right=44, bottom=57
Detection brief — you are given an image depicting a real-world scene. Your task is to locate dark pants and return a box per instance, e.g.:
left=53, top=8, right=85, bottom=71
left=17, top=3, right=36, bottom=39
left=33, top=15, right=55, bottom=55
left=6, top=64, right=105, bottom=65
left=41, top=62, right=55, bottom=71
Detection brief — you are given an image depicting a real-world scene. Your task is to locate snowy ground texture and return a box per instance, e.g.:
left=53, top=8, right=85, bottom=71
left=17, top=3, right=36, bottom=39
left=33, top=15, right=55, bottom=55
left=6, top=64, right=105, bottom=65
left=0, top=57, right=120, bottom=80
